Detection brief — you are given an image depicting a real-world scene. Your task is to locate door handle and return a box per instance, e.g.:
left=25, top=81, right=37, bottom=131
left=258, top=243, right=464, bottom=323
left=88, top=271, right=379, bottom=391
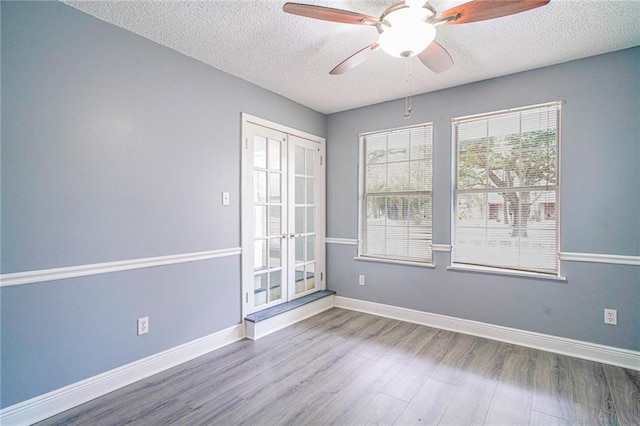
left=288, top=233, right=302, bottom=239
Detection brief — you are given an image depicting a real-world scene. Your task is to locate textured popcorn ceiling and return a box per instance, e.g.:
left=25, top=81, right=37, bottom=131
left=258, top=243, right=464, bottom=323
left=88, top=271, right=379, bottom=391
left=62, top=0, right=640, bottom=114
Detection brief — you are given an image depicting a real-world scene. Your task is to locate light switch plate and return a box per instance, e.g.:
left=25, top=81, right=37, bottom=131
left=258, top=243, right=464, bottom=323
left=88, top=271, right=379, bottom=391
left=222, top=192, right=230, bottom=206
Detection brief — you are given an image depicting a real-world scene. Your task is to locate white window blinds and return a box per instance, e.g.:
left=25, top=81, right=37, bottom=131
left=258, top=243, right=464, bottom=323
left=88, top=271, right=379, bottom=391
left=453, top=102, right=560, bottom=274
left=360, top=124, right=433, bottom=263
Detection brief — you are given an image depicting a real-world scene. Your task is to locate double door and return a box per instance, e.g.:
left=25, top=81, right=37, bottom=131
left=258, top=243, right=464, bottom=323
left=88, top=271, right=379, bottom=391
left=242, top=118, right=325, bottom=315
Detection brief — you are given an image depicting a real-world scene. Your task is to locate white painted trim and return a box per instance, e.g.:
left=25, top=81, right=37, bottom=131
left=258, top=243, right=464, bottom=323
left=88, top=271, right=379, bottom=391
left=447, top=264, right=567, bottom=282
left=431, top=244, right=452, bottom=252
left=246, top=295, right=334, bottom=340
left=559, top=252, right=640, bottom=266
left=0, top=248, right=242, bottom=287
left=240, top=114, right=327, bottom=317
left=0, top=324, right=245, bottom=426
left=334, top=296, right=640, bottom=372
left=242, top=113, right=325, bottom=144
left=325, top=237, right=358, bottom=246
left=354, top=256, right=435, bottom=268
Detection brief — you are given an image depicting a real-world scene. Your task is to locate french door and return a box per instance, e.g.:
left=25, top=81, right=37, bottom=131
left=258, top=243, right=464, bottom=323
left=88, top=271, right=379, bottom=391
left=241, top=115, right=325, bottom=315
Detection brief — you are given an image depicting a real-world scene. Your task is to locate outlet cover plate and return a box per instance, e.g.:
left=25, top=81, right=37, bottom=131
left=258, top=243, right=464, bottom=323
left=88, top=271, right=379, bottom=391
left=138, top=317, right=149, bottom=335
left=604, top=309, right=617, bottom=325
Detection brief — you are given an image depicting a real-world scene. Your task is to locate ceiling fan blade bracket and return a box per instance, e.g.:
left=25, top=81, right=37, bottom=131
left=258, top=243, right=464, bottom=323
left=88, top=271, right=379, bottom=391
left=422, top=2, right=438, bottom=18
left=434, top=14, right=460, bottom=26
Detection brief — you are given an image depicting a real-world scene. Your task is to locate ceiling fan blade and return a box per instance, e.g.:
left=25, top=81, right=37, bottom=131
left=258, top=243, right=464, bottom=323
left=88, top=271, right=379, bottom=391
left=439, top=0, right=550, bottom=25
left=330, top=42, right=380, bottom=75
left=418, top=41, right=454, bottom=73
left=283, top=3, right=379, bottom=25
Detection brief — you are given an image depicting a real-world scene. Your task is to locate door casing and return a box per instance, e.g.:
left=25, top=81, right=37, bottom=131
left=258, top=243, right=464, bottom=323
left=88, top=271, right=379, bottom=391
left=241, top=113, right=326, bottom=317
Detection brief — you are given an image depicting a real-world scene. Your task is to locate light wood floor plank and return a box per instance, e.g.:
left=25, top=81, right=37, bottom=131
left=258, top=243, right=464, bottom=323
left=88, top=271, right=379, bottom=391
left=302, top=357, right=405, bottom=424
left=343, top=392, right=407, bottom=426
left=483, top=345, right=538, bottom=425
left=567, top=357, right=618, bottom=425
left=381, top=329, right=459, bottom=402
left=392, top=378, right=458, bottom=425
left=529, top=409, right=572, bottom=426
left=603, top=364, right=640, bottom=425
left=429, top=333, right=483, bottom=386
left=531, top=350, right=577, bottom=421
left=36, top=308, right=639, bottom=426
left=437, top=339, right=510, bottom=425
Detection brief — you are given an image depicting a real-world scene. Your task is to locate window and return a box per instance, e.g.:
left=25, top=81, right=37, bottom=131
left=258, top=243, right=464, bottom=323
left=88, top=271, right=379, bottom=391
left=359, top=124, right=433, bottom=264
left=453, top=102, right=560, bottom=275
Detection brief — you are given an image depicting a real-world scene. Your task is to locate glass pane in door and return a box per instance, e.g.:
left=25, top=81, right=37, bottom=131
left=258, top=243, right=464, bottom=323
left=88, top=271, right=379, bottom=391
left=254, top=133, right=285, bottom=307
left=292, top=144, right=318, bottom=296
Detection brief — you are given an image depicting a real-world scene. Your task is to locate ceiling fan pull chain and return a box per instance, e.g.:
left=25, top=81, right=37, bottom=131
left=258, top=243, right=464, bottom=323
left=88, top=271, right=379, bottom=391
left=403, top=55, right=413, bottom=119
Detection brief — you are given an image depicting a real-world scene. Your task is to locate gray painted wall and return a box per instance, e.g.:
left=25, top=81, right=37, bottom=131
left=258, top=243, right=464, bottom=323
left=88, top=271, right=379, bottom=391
left=0, top=1, right=325, bottom=408
left=326, top=47, right=640, bottom=352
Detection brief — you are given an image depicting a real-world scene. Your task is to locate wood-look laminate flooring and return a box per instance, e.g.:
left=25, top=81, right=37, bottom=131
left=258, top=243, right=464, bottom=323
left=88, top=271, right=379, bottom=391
left=39, top=308, right=640, bottom=425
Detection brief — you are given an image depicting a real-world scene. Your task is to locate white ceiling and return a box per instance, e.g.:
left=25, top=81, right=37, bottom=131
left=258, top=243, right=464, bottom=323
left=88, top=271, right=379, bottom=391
left=62, top=0, right=640, bottom=114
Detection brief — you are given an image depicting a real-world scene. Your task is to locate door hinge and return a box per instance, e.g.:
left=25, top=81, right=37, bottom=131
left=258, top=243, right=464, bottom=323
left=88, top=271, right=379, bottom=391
left=245, top=292, right=248, bottom=303
left=245, top=138, right=248, bottom=149
left=321, top=272, right=323, bottom=281
left=320, top=155, right=323, bottom=166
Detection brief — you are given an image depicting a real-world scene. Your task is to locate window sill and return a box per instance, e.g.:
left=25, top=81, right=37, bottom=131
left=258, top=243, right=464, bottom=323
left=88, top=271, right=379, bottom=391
left=354, top=256, right=435, bottom=269
left=447, top=264, right=567, bottom=282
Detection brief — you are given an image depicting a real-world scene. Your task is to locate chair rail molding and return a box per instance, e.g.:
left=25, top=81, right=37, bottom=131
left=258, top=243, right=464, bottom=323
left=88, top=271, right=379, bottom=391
left=325, top=237, right=358, bottom=245
left=559, top=252, right=640, bottom=266
left=0, top=247, right=242, bottom=287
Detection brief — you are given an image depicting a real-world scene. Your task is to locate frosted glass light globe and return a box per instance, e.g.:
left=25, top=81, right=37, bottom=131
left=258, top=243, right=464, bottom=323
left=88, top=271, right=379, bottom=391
left=378, top=7, right=436, bottom=58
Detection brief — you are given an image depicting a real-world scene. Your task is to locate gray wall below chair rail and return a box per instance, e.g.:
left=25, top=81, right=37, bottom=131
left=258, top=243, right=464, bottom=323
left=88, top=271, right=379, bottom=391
left=325, top=47, right=640, bottom=352
left=1, top=1, right=325, bottom=408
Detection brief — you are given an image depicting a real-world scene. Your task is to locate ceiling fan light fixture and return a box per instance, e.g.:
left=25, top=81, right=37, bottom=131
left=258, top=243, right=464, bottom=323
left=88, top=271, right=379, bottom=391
left=404, top=0, right=425, bottom=8
left=378, top=7, right=436, bottom=58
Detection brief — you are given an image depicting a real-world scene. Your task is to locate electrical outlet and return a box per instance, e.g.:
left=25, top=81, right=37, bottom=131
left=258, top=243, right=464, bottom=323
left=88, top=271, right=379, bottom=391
left=359, top=275, right=365, bottom=286
left=138, top=317, right=149, bottom=335
left=604, top=309, right=617, bottom=325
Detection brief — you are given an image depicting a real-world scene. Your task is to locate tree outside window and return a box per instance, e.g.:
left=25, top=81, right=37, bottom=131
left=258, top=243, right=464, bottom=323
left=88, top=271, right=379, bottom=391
left=453, top=102, right=560, bottom=274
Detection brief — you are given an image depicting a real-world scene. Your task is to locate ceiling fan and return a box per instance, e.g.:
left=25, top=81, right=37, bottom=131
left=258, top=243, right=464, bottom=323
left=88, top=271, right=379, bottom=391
left=283, top=0, right=550, bottom=75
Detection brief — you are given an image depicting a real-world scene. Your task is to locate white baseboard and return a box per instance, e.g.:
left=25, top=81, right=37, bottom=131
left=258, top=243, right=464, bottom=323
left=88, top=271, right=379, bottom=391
left=0, top=324, right=245, bottom=426
left=246, top=295, right=335, bottom=340
left=334, top=296, right=640, bottom=371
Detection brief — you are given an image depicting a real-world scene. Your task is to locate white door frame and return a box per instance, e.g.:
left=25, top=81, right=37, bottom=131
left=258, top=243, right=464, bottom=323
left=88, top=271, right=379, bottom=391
left=241, top=113, right=326, bottom=318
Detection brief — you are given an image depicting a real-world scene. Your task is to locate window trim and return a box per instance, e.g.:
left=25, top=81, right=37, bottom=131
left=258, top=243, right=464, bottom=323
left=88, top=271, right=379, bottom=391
left=354, top=255, right=436, bottom=268
left=358, top=122, right=434, bottom=264
left=450, top=101, right=562, bottom=277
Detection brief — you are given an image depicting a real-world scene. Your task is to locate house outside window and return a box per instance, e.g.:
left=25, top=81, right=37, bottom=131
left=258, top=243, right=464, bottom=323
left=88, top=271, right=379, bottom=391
left=453, top=102, right=561, bottom=275
left=359, top=124, right=433, bottom=264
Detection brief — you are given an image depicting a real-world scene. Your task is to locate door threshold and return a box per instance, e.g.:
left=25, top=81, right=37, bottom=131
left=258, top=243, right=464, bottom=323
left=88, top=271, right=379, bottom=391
left=245, top=290, right=335, bottom=340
